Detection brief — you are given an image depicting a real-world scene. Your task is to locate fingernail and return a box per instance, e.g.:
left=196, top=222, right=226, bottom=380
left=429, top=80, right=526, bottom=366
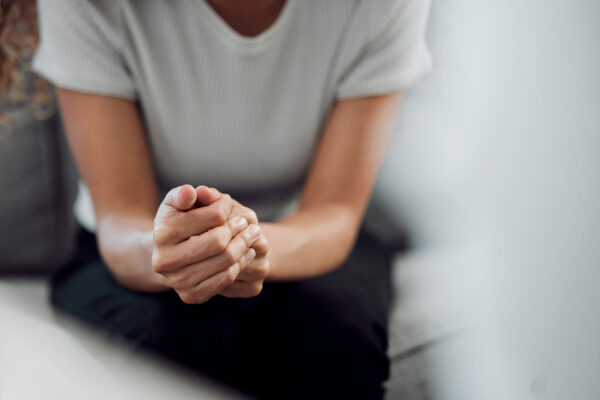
left=230, top=217, right=248, bottom=230
left=244, top=248, right=256, bottom=263
left=247, top=224, right=260, bottom=240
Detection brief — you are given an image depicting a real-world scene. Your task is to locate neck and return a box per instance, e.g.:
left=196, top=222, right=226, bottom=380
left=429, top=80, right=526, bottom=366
left=205, top=0, right=287, bottom=37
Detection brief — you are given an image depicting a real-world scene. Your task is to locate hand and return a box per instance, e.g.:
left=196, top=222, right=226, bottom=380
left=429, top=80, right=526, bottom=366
left=196, top=187, right=271, bottom=298
left=221, top=200, right=270, bottom=298
left=219, top=231, right=269, bottom=298
left=151, top=185, right=261, bottom=304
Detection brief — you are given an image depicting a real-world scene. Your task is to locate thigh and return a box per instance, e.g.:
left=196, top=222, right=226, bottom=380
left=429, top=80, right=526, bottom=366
left=51, top=231, right=246, bottom=386
left=240, top=230, right=394, bottom=399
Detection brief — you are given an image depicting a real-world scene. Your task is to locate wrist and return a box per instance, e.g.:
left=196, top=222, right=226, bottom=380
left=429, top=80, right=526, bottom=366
left=260, top=222, right=305, bottom=281
left=101, top=228, right=171, bottom=293
left=134, top=230, right=171, bottom=292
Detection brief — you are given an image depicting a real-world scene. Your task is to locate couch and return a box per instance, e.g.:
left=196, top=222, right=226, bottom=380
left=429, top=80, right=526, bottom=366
left=0, top=1, right=471, bottom=398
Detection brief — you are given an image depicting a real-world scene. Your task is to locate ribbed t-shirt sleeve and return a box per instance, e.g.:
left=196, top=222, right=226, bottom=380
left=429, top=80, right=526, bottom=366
left=336, top=0, right=432, bottom=99
left=32, top=0, right=135, bottom=99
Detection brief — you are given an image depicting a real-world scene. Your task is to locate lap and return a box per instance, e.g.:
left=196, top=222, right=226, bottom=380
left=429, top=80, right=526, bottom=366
left=51, top=228, right=393, bottom=398
left=239, top=230, right=393, bottom=398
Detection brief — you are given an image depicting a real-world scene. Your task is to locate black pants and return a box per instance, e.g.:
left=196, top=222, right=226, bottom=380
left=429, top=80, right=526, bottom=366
left=52, top=229, right=393, bottom=399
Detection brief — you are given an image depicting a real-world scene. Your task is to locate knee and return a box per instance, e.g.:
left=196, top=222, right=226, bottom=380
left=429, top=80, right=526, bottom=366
left=51, top=260, right=174, bottom=345
left=269, top=289, right=390, bottom=400
left=274, top=280, right=391, bottom=380
left=281, top=278, right=389, bottom=350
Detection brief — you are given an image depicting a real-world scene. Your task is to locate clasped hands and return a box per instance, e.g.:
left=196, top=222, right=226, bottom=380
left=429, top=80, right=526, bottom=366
left=152, top=184, right=270, bottom=304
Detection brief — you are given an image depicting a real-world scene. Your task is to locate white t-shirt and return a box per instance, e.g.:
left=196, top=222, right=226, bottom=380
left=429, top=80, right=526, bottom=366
left=34, top=0, right=432, bottom=221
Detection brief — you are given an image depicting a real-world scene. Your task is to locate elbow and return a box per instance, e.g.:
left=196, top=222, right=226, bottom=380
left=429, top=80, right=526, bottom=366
left=324, top=206, right=362, bottom=272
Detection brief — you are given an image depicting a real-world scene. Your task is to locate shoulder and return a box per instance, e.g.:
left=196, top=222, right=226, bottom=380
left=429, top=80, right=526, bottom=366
left=302, top=0, right=429, bottom=49
left=37, top=0, right=124, bottom=37
left=349, top=0, right=430, bottom=33
left=37, top=0, right=122, bottom=20
left=37, top=0, right=130, bottom=54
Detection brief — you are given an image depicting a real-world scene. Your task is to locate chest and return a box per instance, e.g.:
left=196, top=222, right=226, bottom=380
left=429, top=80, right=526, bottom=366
left=115, top=2, right=350, bottom=192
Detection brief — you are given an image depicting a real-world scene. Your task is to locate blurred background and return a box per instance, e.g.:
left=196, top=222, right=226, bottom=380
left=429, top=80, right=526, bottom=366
left=370, top=0, right=600, bottom=398
left=2, top=0, right=600, bottom=399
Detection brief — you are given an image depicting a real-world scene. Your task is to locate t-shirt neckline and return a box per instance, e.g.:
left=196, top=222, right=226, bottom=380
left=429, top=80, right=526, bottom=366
left=198, top=0, right=295, bottom=47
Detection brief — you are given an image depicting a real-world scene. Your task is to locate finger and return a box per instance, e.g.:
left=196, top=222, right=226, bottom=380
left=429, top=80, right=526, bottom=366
left=177, top=259, right=244, bottom=304
left=172, top=194, right=234, bottom=241
left=195, top=185, right=221, bottom=207
left=154, top=217, right=248, bottom=272
left=154, top=194, right=234, bottom=246
left=250, top=234, right=269, bottom=257
left=167, top=247, right=256, bottom=291
left=162, top=185, right=197, bottom=212
left=202, top=225, right=260, bottom=272
left=219, top=280, right=264, bottom=299
left=176, top=222, right=261, bottom=272
left=231, top=199, right=259, bottom=225
left=236, top=256, right=270, bottom=282
left=239, top=224, right=261, bottom=247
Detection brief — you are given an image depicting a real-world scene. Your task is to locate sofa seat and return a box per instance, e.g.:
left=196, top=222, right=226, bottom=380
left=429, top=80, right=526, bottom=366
left=0, top=246, right=461, bottom=400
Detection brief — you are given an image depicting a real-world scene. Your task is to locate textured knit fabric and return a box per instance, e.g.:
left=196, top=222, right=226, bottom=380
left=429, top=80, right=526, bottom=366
left=33, top=0, right=431, bottom=221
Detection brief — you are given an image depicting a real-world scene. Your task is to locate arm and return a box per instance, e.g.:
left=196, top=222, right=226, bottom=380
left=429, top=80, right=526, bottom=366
left=263, top=93, right=403, bottom=281
left=58, top=88, right=400, bottom=297
left=57, top=89, right=167, bottom=292
left=57, top=89, right=259, bottom=299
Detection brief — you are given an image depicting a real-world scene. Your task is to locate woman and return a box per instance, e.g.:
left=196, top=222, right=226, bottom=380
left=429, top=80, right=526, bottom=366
left=33, top=0, right=431, bottom=398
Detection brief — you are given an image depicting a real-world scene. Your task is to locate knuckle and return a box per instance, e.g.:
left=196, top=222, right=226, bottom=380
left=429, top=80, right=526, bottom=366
left=246, top=210, right=258, bottom=224
left=153, top=226, right=173, bottom=245
left=223, top=267, right=238, bottom=286
left=178, top=291, right=194, bottom=305
left=178, top=238, right=195, bottom=262
left=151, top=253, right=161, bottom=272
left=165, top=187, right=179, bottom=203
left=251, top=282, right=263, bottom=296
left=223, top=246, right=238, bottom=265
left=196, top=295, right=210, bottom=304
left=221, top=193, right=232, bottom=205
left=167, top=186, right=179, bottom=197
left=213, top=206, right=228, bottom=225
left=217, top=233, right=230, bottom=253
left=253, top=236, right=269, bottom=254
left=245, top=259, right=268, bottom=279
left=169, top=272, right=188, bottom=290
left=258, top=267, right=269, bottom=279
left=257, top=259, right=270, bottom=278
left=240, top=282, right=262, bottom=298
left=254, top=244, right=267, bottom=257
left=152, top=252, right=173, bottom=273
left=210, top=229, right=229, bottom=253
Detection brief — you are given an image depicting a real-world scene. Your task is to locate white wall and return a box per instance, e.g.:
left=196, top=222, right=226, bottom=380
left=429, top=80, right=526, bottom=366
left=374, top=0, right=600, bottom=398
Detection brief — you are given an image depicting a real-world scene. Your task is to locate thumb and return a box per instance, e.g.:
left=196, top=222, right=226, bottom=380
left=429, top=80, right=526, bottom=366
left=165, top=184, right=197, bottom=211
left=195, top=185, right=221, bottom=206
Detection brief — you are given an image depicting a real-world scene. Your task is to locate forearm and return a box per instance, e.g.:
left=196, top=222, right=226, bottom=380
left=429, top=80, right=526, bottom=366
left=262, top=204, right=362, bottom=281
left=97, top=213, right=169, bottom=293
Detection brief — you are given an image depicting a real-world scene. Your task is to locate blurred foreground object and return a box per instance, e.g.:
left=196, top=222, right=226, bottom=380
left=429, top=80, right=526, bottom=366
left=0, top=278, right=244, bottom=399
left=385, top=0, right=600, bottom=399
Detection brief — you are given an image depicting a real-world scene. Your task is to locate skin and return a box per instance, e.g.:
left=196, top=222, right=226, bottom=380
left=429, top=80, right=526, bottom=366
left=55, top=1, right=404, bottom=303
left=205, top=0, right=288, bottom=37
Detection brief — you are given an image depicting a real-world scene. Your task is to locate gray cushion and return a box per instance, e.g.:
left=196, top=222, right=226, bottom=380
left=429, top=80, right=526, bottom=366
left=0, top=86, right=78, bottom=274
